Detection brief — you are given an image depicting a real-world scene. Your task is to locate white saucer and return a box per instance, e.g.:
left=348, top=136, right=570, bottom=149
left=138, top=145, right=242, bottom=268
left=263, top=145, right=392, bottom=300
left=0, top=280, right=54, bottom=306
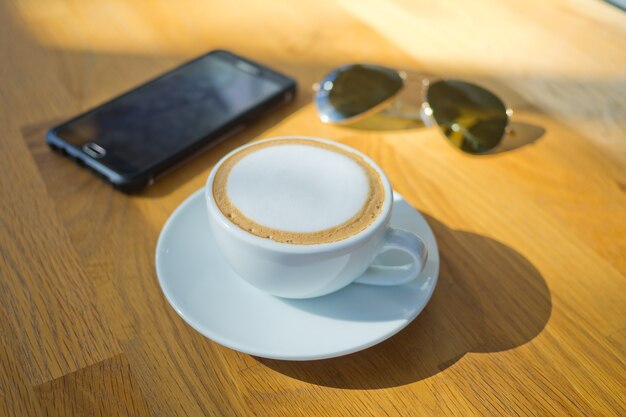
left=156, top=189, right=439, bottom=360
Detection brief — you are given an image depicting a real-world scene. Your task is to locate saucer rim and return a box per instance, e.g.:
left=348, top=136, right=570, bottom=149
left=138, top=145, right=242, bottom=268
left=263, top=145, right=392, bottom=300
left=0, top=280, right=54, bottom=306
left=156, top=189, right=439, bottom=360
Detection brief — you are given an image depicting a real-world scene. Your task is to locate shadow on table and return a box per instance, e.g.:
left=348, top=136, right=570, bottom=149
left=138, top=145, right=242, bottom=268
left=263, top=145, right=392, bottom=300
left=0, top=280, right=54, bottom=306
left=488, top=121, right=546, bottom=154
left=342, top=113, right=545, bottom=154
left=258, top=213, right=552, bottom=388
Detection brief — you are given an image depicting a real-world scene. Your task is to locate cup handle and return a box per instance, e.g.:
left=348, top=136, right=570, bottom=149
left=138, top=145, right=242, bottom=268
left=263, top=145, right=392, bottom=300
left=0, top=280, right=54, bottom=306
left=354, top=228, right=428, bottom=286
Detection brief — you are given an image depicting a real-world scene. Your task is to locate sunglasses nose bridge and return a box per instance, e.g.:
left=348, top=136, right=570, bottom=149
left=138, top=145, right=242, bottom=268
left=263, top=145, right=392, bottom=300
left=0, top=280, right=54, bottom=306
left=420, top=102, right=435, bottom=127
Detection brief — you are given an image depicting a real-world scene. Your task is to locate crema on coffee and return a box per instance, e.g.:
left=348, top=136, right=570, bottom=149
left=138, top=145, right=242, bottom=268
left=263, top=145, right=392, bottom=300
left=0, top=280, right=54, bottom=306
left=212, top=138, right=385, bottom=244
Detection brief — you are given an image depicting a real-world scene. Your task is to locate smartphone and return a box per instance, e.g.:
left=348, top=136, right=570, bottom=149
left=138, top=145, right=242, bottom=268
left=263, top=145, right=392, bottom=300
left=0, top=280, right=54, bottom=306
left=46, top=50, right=296, bottom=193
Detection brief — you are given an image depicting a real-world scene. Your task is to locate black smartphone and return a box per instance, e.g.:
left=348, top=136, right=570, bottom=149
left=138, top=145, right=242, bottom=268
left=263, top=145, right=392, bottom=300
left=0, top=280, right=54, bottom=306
left=46, top=50, right=296, bottom=193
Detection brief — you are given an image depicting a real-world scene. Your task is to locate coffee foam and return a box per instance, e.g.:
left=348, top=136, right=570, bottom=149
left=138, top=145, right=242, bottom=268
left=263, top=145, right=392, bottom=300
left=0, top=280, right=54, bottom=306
left=212, top=139, right=385, bottom=244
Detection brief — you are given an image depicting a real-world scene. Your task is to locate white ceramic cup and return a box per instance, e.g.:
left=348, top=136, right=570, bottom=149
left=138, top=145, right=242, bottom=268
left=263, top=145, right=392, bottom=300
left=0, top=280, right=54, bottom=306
left=205, top=137, right=428, bottom=299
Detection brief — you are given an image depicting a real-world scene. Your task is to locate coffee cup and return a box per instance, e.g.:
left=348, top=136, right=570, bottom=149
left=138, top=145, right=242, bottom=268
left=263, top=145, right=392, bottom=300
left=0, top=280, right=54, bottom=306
left=205, top=136, right=428, bottom=299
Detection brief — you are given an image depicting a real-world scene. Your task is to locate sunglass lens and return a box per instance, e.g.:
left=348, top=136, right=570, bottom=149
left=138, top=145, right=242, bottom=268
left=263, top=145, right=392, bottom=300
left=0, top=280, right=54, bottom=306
left=315, top=64, right=403, bottom=123
left=427, top=80, right=508, bottom=154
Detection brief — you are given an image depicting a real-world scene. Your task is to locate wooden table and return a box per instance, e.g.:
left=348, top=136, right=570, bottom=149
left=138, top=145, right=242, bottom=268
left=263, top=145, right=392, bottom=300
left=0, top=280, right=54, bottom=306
left=1, top=0, right=625, bottom=415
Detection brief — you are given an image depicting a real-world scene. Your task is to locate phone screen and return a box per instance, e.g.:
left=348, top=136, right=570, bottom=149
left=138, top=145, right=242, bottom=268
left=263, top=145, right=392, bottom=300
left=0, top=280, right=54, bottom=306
left=54, top=52, right=287, bottom=174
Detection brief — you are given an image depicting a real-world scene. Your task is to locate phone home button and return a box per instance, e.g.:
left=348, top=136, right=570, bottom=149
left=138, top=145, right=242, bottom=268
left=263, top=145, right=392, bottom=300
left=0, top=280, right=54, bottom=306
left=83, top=142, right=106, bottom=159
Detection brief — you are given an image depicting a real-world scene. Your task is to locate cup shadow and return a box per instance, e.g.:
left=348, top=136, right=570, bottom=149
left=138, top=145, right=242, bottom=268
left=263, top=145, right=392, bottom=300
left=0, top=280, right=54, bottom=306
left=257, top=213, right=552, bottom=388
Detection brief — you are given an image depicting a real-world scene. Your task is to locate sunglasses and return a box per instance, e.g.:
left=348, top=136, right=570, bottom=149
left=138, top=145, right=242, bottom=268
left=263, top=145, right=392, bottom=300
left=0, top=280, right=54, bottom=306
left=314, top=64, right=512, bottom=154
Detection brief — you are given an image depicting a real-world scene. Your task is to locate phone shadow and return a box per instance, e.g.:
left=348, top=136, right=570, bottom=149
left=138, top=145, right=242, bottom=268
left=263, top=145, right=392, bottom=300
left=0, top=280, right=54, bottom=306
left=256, top=213, right=552, bottom=389
left=18, top=47, right=316, bottom=199
left=27, top=98, right=307, bottom=199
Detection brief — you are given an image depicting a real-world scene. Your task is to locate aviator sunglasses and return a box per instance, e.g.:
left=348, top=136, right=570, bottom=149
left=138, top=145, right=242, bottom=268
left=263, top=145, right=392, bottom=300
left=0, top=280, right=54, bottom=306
left=314, top=64, right=513, bottom=154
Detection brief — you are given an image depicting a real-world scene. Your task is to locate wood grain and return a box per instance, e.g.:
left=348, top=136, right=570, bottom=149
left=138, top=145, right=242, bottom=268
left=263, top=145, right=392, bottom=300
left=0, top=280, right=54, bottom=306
left=1, top=0, right=625, bottom=416
left=35, top=354, right=151, bottom=417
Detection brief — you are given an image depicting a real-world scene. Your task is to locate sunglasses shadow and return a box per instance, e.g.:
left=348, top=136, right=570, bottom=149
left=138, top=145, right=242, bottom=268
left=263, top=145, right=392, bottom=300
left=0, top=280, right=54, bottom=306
left=339, top=112, right=426, bottom=131
left=486, top=121, right=546, bottom=154
left=339, top=114, right=545, bottom=155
